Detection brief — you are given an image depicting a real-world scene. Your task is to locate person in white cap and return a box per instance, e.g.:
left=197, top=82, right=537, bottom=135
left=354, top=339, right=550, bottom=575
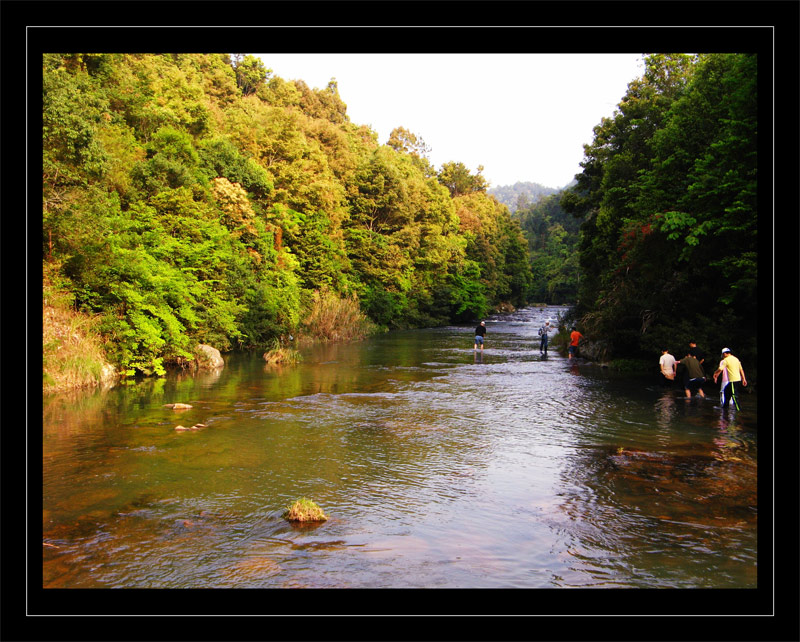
left=713, top=347, right=747, bottom=409
left=538, top=320, right=551, bottom=354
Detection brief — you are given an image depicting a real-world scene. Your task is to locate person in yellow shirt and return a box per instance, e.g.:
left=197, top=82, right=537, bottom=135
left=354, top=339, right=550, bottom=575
left=713, top=347, right=747, bottom=410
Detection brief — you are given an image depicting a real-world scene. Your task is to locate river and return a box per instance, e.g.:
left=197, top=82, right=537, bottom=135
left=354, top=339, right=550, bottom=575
left=41, top=306, right=758, bottom=591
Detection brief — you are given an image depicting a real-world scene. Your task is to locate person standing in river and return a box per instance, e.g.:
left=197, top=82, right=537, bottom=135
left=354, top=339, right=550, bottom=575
left=569, top=327, right=583, bottom=359
left=538, top=320, right=551, bottom=354
left=676, top=350, right=706, bottom=398
left=474, top=321, right=487, bottom=351
left=659, top=348, right=677, bottom=385
left=713, top=347, right=747, bottom=410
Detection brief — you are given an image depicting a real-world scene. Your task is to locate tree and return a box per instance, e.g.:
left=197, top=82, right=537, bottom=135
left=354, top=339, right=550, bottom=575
left=294, top=78, right=349, bottom=124
left=232, top=54, right=270, bottom=96
left=387, top=126, right=429, bottom=156
left=42, top=52, right=539, bottom=382
left=517, top=193, right=581, bottom=304
left=438, top=161, right=488, bottom=197
left=562, top=53, right=757, bottom=362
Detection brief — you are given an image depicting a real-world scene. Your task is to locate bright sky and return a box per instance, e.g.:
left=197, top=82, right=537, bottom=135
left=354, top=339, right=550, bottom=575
left=256, top=53, right=645, bottom=190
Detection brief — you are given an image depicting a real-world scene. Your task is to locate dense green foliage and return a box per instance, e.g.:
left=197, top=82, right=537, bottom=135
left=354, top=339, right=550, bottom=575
left=43, top=52, right=758, bottom=377
left=42, top=53, right=533, bottom=376
left=514, top=193, right=581, bottom=304
left=560, top=53, right=758, bottom=365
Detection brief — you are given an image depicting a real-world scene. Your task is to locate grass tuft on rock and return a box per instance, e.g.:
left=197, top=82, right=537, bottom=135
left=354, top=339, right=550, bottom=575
left=282, top=497, right=328, bottom=523
left=263, top=338, right=302, bottom=365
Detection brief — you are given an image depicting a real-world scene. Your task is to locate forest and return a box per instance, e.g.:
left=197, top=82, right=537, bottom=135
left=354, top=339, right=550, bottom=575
left=488, top=181, right=561, bottom=213
left=42, top=52, right=758, bottom=389
left=560, top=53, right=758, bottom=367
left=42, top=53, right=531, bottom=385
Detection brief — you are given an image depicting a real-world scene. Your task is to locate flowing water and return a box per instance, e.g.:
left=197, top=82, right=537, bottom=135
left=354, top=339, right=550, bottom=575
left=41, top=307, right=758, bottom=590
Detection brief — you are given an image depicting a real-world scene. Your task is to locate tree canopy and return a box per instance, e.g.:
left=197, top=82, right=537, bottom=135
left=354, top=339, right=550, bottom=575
left=560, top=53, right=758, bottom=364
left=42, top=52, right=759, bottom=377
left=42, top=53, right=533, bottom=376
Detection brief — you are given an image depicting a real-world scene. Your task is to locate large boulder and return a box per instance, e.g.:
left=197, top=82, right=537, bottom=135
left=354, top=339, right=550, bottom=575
left=576, top=338, right=612, bottom=364
left=99, top=363, right=119, bottom=388
left=195, top=344, right=224, bottom=370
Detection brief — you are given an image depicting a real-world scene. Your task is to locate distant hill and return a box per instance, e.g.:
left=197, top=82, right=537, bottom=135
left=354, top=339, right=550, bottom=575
left=488, top=181, right=566, bottom=213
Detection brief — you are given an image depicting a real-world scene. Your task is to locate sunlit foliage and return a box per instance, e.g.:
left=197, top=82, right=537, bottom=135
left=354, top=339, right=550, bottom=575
left=42, top=53, right=533, bottom=377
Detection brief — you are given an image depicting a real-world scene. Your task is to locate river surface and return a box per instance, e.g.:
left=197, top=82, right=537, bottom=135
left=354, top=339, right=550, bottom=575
left=41, top=306, right=758, bottom=590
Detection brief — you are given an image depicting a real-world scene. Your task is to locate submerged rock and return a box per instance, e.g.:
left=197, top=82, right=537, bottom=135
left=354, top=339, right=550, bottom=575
left=174, top=423, right=206, bottom=432
left=164, top=403, right=193, bottom=409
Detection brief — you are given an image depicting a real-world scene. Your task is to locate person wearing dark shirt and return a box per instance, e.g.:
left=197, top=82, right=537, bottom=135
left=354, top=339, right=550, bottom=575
left=677, top=351, right=706, bottom=398
left=474, top=321, right=486, bottom=351
left=688, top=341, right=705, bottom=365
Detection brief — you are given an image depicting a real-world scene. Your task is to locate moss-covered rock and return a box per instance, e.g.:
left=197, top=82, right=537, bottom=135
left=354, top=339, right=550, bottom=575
left=282, top=497, right=328, bottom=523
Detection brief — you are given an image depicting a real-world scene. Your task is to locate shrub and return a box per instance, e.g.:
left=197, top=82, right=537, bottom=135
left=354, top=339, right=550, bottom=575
left=263, top=338, right=302, bottom=365
left=300, top=288, right=377, bottom=342
left=43, top=303, right=114, bottom=393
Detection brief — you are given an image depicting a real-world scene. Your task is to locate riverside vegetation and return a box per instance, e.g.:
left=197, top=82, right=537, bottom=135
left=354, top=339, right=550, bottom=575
left=42, top=53, right=758, bottom=391
left=42, top=53, right=531, bottom=390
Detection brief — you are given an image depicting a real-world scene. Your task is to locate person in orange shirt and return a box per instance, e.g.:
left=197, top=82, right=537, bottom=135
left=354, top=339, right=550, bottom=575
left=569, top=327, right=583, bottom=359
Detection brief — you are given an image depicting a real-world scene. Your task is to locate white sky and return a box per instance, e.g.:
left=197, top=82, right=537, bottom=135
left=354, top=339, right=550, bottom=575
left=256, top=53, right=645, bottom=190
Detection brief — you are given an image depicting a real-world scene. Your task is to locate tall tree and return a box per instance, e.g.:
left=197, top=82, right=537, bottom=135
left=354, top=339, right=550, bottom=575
left=232, top=54, right=270, bottom=96
left=438, top=161, right=489, bottom=198
left=561, top=53, right=757, bottom=361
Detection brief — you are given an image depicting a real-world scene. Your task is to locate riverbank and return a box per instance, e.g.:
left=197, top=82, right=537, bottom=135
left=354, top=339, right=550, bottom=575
left=43, top=303, right=117, bottom=394
left=43, top=286, right=381, bottom=394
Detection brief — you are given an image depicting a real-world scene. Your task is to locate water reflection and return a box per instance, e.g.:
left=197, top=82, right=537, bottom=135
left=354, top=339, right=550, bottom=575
left=654, top=391, right=679, bottom=429
left=41, top=306, right=757, bottom=589
left=551, top=385, right=757, bottom=588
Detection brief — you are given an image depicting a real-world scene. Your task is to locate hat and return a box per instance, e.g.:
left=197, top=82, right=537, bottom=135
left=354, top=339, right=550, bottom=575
left=721, top=347, right=731, bottom=354
left=545, top=320, right=550, bottom=325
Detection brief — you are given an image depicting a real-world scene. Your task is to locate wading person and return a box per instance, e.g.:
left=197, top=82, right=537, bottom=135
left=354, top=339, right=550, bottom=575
left=474, top=321, right=487, bottom=351
left=688, top=341, right=706, bottom=366
left=659, top=348, right=677, bottom=386
left=568, top=327, right=583, bottom=359
left=713, top=347, right=747, bottom=410
left=538, top=320, right=551, bottom=354
left=677, top=351, right=705, bottom=398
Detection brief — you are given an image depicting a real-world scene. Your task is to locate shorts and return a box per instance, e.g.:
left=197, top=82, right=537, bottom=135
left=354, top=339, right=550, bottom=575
left=685, top=376, right=705, bottom=391
left=569, top=345, right=577, bottom=356
left=475, top=335, right=484, bottom=345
